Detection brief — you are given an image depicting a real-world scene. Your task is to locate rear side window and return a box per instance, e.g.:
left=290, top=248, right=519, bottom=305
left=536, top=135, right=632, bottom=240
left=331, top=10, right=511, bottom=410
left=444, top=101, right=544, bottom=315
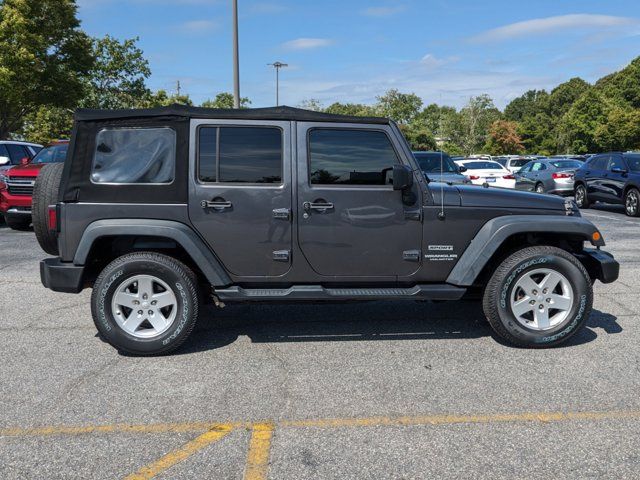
left=308, top=129, right=398, bottom=185
left=198, top=126, right=282, bottom=184
left=589, top=155, right=608, bottom=170
left=91, top=127, right=176, bottom=184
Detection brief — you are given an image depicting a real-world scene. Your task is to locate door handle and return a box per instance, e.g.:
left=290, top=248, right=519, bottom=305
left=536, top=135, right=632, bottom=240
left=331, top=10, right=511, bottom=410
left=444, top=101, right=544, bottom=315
left=201, top=199, right=232, bottom=210
left=303, top=201, right=334, bottom=212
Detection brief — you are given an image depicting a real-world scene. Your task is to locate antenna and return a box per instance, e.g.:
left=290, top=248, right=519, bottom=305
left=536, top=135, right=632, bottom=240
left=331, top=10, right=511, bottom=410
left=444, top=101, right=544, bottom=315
left=437, top=149, right=446, bottom=220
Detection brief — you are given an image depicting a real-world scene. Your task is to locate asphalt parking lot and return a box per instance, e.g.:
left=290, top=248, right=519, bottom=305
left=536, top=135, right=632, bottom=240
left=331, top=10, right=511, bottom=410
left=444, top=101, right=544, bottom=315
left=1, top=204, right=639, bottom=479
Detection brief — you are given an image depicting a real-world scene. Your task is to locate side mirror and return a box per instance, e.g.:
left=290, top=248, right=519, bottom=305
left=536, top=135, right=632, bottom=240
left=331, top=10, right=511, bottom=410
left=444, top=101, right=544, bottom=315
left=20, top=157, right=30, bottom=165
left=393, top=164, right=413, bottom=191
left=458, top=166, right=467, bottom=173
left=611, top=167, right=627, bottom=174
left=0, top=156, right=9, bottom=166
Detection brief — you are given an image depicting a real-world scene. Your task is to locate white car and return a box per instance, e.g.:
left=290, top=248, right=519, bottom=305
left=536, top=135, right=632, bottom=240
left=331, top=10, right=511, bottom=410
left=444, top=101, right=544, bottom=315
left=455, top=159, right=516, bottom=188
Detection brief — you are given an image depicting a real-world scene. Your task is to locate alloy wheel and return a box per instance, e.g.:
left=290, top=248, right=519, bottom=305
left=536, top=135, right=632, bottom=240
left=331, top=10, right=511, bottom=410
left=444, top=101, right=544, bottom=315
left=626, top=190, right=639, bottom=216
left=510, top=268, right=574, bottom=331
left=111, top=274, right=177, bottom=338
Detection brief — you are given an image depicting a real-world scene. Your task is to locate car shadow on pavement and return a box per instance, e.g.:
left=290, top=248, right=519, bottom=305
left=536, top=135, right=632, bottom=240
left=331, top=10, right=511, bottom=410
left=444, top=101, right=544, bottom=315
left=162, top=302, right=622, bottom=355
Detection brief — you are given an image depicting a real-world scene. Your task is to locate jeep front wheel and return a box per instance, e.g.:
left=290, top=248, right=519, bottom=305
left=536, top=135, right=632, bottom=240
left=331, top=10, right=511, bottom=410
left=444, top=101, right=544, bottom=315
left=483, top=246, right=592, bottom=348
left=91, top=252, right=200, bottom=355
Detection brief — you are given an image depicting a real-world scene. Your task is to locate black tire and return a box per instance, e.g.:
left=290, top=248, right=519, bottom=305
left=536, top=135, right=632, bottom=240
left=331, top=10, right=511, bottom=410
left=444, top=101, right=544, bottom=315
left=624, top=187, right=640, bottom=217
left=91, top=252, right=200, bottom=356
left=32, top=163, right=64, bottom=255
left=535, top=182, right=545, bottom=194
left=574, top=183, right=590, bottom=209
left=4, top=214, right=31, bottom=231
left=483, top=246, right=592, bottom=348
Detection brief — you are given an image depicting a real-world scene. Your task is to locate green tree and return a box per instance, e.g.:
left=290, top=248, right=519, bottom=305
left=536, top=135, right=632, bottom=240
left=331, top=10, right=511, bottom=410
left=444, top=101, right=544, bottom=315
left=298, top=99, right=323, bottom=111
left=201, top=92, right=251, bottom=109
left=21, top=106, right=73, bottom=145
left=143, top=89, right=193, bottom=107
left=504, top=90, right=548, bottom=122
left=559, top=89, right=611, bottom=153
left=324, top=102, right=375, bottom=116
left=399, top=123, right=437, bottom=151
left=81, top=35, right=151, bottom=109
left=448, top=94, right=500, bottom=155
left=594, top=107, right=640, bottom=151
left=595, top=57, right=640, bottom=109
left=375, top=89, right=422, bottom=124
left=0, top=0, right=93, bottom=139
left=484, top=120, right=524, bottom=155
left=547, top=78, right=591, bottom=118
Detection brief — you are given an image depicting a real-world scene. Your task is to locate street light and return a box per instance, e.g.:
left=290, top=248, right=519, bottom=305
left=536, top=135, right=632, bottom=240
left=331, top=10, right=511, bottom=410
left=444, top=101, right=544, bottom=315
left=268, top=62, right=288, bottom=106
left=232, top=0, right=240, bottom=108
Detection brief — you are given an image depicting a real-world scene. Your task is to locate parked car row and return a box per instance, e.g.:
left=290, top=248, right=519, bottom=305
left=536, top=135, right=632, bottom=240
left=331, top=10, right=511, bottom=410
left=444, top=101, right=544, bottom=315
left=414, top=150, right=640, bottom=217
left=0, top=141, right=68, bottom=230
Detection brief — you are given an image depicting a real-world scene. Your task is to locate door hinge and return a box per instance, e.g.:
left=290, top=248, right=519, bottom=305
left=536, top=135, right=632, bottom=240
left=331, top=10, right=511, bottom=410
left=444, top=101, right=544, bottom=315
left=272, top=208, right=291, bottom=221
left=403, top=250, right=421, bottom=262
left=272, top=250, right=290, bottom=262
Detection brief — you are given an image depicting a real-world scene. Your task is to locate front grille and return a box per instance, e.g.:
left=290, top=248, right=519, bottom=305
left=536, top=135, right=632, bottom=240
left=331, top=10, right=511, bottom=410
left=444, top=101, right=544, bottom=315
left=6, top=179, right=34, bottom=196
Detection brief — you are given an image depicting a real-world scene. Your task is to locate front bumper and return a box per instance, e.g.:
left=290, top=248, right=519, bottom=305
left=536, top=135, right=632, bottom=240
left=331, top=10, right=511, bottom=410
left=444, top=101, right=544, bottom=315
left=40, top=258, right=85, bottom=293
left=578, top=248, right=620, bottom=284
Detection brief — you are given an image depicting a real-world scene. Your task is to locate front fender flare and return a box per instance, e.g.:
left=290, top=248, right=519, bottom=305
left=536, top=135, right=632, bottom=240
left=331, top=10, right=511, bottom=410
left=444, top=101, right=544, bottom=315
left=73, top=219, right=232, bottom=287
left=446, top=215, right=605, bottom=286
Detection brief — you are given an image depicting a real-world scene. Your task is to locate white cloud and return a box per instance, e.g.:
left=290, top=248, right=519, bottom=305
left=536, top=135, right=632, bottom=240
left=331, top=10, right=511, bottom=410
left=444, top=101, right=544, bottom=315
left=471, top=14, right=637, bottom=43
left=361, top=5, right=406, bottom=17
left=282, top=38, right=334, bottom=50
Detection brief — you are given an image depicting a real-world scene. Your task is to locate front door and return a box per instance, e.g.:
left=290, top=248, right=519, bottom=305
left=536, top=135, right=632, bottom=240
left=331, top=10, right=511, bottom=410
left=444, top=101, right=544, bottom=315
left=296, top=123, right=423, bottom=277
left=602, top=154, right=627, bottom=203
left=189, top=120, right=292, bottom=277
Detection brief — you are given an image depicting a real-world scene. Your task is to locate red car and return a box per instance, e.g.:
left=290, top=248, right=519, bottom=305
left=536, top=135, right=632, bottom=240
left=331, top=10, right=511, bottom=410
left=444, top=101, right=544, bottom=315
left=0, top=141, right=69, bottom=230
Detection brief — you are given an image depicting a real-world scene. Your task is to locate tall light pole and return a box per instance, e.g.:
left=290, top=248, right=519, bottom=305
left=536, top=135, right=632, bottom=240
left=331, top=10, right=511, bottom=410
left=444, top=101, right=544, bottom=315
left=232, top=0, right=240, bottom=108
left=268, top=62, right=288, bottom=106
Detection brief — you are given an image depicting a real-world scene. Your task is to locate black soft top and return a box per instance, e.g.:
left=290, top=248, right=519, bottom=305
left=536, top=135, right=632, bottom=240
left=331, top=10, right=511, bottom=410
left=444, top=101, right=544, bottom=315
left=74, top=104, right=390, bottom=125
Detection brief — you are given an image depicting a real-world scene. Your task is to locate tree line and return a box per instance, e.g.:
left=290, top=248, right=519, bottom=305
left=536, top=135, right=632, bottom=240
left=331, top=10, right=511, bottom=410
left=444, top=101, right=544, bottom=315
left=2, top=0, right=639, bottom=155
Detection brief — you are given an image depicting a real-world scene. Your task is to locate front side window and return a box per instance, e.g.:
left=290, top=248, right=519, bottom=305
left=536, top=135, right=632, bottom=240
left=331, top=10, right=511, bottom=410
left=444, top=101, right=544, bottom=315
left=309, top=129, right=399, bottom=185
left=91, top=127, right=176, bottom=184
left=198, top=126, right=282, bottom=184
left=608, top=156, right=625, bottom=171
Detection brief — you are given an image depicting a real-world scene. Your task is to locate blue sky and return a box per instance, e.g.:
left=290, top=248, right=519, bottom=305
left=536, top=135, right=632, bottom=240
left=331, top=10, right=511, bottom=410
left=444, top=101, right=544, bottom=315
left=77, top=0, right=640, bottom=109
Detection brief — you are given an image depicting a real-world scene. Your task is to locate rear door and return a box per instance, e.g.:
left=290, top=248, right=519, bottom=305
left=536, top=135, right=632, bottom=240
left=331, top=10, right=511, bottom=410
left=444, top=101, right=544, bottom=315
left=602, top=154, right=627, bottom=203
left=188, top=120, right=293, bottom=277
left=296, top=123, right=423, bottom=277
left=515, top=163, right=532, bottom=190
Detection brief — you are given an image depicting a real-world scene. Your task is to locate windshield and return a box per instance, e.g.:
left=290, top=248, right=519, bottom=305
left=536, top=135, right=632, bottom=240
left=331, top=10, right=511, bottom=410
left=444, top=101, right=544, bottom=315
left=509, top=159, right=529, bottom=167
left=414, top=152, right=458, bottom=173
left=626, top=154, right=640, bottom=172
left=462, top=161, right=502, bottom=170
left=31, top=144, right=68, bottom=164
left=550, top=160, right=583, bottom=169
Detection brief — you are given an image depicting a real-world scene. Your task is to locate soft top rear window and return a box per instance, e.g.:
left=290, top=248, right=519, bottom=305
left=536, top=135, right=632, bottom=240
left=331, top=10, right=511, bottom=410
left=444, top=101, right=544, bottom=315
left=91, top=127, right=176, bottom=184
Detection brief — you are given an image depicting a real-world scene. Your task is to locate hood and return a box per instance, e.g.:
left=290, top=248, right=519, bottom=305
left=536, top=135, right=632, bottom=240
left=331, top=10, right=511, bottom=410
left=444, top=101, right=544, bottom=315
left=6, top=162, right=47, bottom=178
left=455, top=184, right=567, bottom=211
left=426, top=172, right=470, bottom=184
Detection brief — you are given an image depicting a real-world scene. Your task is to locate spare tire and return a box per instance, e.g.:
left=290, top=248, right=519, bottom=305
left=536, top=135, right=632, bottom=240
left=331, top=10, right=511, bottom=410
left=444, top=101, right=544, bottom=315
left=33, top=163, right=64, bottom=256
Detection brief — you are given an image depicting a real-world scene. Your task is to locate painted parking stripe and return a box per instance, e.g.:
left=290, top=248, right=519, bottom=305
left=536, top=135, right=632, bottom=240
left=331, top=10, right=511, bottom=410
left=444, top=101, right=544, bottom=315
left=244, top=423, right=275, bottom=480
left=125, top=424, right=233, bottom=480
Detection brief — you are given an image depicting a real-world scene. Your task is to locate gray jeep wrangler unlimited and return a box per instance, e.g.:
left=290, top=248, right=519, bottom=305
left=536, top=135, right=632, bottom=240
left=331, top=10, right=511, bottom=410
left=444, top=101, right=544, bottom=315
left=35, top=105, right=619, bottom=355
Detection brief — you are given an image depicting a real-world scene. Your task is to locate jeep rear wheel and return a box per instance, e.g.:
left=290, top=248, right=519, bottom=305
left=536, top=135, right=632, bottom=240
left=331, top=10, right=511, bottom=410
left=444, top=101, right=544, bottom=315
left=33, top=163, right=64, bottom=255
left=91, top=252, right=200, bottom=355
left=483, top=246, right=592, bottom=348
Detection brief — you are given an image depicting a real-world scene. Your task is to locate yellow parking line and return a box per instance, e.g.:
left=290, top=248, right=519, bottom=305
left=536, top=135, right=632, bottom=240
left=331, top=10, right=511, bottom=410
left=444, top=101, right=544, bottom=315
left=124, top=424, right=233, bottom=480
left=244, top=423, right=275, bottom=480
left=0, top=422, right=223, bottom=437
left=280, top=410, right=640, bottom=428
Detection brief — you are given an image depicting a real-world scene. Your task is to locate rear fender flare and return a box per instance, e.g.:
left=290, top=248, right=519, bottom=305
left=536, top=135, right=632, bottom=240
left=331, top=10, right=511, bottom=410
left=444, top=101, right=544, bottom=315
left=73, top=219, right=231, bottom=286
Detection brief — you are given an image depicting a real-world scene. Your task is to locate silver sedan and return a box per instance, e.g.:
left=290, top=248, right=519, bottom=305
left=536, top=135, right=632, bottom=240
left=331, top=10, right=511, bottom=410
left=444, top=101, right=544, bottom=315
left=514, top=159, right=584, bottom=195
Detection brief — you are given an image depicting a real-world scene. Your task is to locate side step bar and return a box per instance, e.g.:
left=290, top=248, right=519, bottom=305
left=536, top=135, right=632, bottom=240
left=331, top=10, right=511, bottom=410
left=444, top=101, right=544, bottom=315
left=215, top=284, right=466, bottom=302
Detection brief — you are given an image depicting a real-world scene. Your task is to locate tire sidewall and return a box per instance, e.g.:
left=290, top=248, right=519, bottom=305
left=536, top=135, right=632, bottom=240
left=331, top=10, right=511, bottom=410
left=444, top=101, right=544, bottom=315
left=625, top=188, right=639, bottom=217
left=575, top=184, right=587, bottom=207
left=92, top=259, right=195, bottom=354
left=495, top=253, right=591, bottom=346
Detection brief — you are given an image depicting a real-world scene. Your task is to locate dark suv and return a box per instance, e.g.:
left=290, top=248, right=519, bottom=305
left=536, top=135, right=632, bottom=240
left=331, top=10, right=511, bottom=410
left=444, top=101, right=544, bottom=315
left=36, top=105, right=618, bottom=355
left=573, top=152, right=640, bottom=216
